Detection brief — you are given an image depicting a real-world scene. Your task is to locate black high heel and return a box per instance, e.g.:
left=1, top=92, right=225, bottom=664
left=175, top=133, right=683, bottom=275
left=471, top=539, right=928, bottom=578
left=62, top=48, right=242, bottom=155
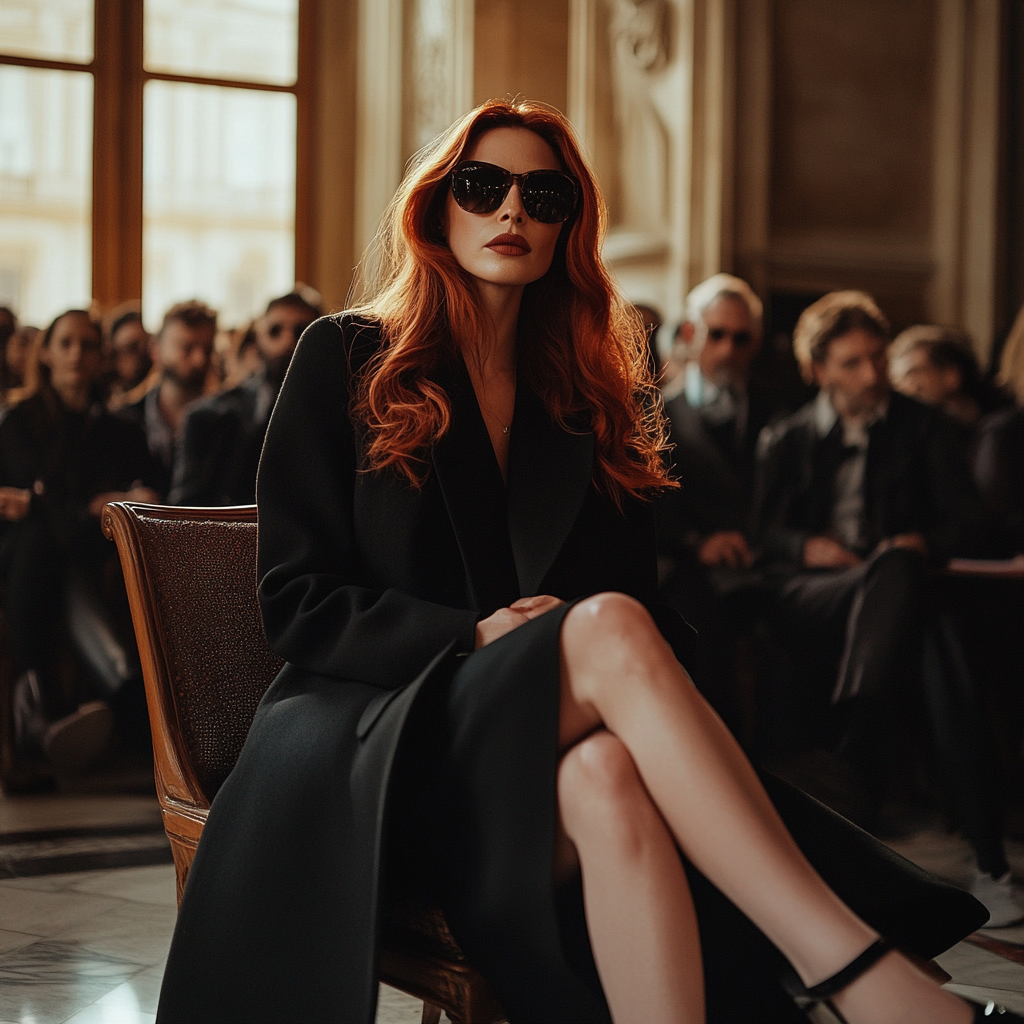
left=781, top=937, right=1024, bottom=1023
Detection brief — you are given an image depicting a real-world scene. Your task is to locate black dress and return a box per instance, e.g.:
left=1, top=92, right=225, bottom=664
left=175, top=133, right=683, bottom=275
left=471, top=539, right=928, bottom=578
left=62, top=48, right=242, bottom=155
left=156, top=314, right=984, bottom=1024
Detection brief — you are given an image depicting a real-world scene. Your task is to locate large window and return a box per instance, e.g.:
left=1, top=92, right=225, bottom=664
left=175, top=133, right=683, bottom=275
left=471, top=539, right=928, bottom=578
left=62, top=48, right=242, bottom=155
left=0, top=0, right=94, bottom=325
left=0, top=0, right=307, bottom=330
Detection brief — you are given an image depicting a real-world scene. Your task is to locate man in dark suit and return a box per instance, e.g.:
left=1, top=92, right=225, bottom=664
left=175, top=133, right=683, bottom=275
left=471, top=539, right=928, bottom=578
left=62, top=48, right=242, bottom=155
left=118, top=301, right=216, bottom=498
left=169, top=290, right=320, bottom=506
left=754, top=290, right=1020, bottom=925
left=656, top=274, right=780, bottom=727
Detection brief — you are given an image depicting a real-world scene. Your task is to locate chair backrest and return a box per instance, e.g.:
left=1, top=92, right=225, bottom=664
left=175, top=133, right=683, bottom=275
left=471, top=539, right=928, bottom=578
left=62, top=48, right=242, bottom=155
left=102, top=503, right=283, bottom=810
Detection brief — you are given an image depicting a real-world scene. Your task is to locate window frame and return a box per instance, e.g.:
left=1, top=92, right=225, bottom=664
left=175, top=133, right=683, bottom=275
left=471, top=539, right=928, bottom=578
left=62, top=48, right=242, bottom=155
left=0, top=0, right=313, bottom=315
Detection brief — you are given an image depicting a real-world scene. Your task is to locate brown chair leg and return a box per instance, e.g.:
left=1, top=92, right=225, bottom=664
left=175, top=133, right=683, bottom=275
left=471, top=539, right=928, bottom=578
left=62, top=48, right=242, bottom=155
left=421, top=1002, right=442, bottom=1024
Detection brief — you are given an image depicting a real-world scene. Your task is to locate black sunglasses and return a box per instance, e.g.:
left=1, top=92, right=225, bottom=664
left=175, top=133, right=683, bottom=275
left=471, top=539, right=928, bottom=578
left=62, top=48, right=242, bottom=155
left=450, top=160, right=580, bottom=224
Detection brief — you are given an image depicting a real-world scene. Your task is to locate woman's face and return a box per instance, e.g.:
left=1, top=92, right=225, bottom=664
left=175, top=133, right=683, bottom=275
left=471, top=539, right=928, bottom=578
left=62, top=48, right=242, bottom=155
left=443, top=127, right=566, bottom=291
left=41, top=313, right=103, bottom=397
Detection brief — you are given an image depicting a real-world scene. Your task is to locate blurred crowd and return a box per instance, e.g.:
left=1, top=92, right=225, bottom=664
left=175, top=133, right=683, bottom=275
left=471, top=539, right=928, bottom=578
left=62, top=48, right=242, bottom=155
left=652, top=278, right=1024, bottom=926
left=1, top=277, right=1022, bottom=922
left=0, top=288, right=321, bottom=791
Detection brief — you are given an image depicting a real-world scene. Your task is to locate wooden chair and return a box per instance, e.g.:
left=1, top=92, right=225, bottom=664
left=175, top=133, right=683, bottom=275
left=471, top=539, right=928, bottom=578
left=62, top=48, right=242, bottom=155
left=102, top=502, right=504, bottom=1024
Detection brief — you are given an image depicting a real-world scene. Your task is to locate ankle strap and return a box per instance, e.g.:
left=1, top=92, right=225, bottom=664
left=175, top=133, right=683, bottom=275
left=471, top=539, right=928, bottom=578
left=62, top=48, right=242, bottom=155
left=805, top=938, right=893, bottom=1001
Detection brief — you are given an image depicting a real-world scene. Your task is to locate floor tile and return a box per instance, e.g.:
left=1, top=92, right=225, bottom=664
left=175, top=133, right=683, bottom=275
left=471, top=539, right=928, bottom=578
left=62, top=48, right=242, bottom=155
left=47, top=902, right=177, bottom=967
left=63, top=1000, right=157, bottom=1024
left=376, top=983, right=432, bottom=1024
left=92, top=963, right=166, bottom=1016
left=0, top=929, right=37, bottom=957
left=0, top=940, right=144, bottom=1024
left=937, top=940, right=1024, bottom=990
left=0, top=888, right=123, bottom=938
left=0, top=794, right=161, bottom=836
left=63, top=865, right=177, bottom=907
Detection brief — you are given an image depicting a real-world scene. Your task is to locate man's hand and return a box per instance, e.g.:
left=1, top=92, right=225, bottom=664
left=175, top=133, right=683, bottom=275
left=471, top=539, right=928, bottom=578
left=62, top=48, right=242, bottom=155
left=475, top=595, right=566, bottom=649
left=802, top=535, right=862, bottom=569
left=876, top=533, right=928, bottom=557
left=698, top=531, right=753, bottom=569
left=0, top=486, right=31, bottom=521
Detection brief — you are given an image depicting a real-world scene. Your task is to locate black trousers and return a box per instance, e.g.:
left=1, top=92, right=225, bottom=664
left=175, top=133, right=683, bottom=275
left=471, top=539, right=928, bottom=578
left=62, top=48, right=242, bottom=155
left=768, top=547, right=1007, bottom=876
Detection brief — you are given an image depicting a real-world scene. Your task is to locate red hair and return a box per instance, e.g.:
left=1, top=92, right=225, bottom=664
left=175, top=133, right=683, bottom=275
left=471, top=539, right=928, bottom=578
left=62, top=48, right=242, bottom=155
left=352, top=98, right=674, bottom=503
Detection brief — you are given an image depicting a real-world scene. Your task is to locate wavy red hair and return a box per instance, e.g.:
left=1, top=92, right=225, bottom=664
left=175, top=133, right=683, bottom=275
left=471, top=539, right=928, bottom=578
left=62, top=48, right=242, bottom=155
left=351, top=98, right=674, bottom=503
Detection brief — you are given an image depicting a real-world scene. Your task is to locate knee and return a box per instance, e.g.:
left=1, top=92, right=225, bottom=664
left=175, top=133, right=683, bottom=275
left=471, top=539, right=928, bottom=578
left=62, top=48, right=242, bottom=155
left=565, top=592, right=659, bottom=660
left=558, top=731, right=652, bottom=857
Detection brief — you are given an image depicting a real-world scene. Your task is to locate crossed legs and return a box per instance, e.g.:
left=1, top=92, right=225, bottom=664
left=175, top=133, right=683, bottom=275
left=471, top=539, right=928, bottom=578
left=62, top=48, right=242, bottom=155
left=555, top=592, right=971, bottom=1024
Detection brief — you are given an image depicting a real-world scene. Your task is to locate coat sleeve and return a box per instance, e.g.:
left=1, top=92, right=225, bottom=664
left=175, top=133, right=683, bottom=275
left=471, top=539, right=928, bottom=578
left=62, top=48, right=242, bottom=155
left=256, top=315, right=479, bottom=686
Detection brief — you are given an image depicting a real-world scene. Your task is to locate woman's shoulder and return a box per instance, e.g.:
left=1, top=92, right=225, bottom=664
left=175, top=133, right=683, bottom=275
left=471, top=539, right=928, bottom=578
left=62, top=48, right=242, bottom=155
left=298, top=312, right=385, bottom=378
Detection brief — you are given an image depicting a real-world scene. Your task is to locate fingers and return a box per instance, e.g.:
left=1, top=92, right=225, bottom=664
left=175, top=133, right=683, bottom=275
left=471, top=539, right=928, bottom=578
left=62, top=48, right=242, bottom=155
left=510, top=595, right=565, bottom=619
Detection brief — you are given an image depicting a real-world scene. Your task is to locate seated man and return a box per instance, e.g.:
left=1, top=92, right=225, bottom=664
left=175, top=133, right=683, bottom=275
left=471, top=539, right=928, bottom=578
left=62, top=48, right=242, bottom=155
left=119, top=301, right=216, bottom=498
left=753, top=290, right=1019, bottom=924
left=169, top=290, right=320, bottom=506
left=889, top=323, right=1005, bottom=430
left=655, top=274, right=775, bottom=724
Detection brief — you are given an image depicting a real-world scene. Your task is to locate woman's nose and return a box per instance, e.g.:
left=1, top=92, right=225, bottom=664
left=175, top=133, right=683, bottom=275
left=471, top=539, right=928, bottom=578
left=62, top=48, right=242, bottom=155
left=499, top=184, right=526, bottom=223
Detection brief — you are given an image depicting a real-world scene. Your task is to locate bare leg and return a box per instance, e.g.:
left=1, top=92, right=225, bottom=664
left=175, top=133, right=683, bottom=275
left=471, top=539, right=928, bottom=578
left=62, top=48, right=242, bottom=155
left=558, top=730, right=704, bottom=1024
left=558, top=593, right=971, bottom=1024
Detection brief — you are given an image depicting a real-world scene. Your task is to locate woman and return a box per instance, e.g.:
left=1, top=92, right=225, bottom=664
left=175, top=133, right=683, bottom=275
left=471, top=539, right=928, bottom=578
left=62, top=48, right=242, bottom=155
left=0, top=310, right=157, bottom=774
left=158, top=102, right=1000, bottom=1024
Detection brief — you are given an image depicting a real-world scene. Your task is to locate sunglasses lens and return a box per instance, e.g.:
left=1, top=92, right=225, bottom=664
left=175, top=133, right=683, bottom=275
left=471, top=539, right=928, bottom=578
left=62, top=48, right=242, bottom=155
left=451, top=163, right=510, bottom=214
left=521, top=171, right=578, bottom=223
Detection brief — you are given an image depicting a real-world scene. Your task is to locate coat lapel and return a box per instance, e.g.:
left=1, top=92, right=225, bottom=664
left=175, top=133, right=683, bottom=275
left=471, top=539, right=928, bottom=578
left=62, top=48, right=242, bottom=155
left=506, top=385, right=594, bottom=596
left=431, top=356, right=521, bottom=614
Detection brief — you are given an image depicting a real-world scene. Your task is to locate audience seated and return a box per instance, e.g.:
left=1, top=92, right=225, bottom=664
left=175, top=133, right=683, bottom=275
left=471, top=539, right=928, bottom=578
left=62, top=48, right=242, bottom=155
left=889, top=323, right=1007, bottom=430
left=0, top=310, right=159, bottom=776
left=0, top=307, right=35, bottom=419
left=103, top=305, right=155, bottom=412
left=752, top=290, right=1020, bottom=924
left=118, top=301, right=216, bottom=499
left=169, top=289, right=320, bottom=507
left=655, top=275, right=774, bottom=723
left=975, top=305, right=1024, bottom=554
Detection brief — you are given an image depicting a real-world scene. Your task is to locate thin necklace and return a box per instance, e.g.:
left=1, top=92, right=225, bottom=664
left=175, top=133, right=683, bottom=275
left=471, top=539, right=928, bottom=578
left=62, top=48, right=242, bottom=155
left=476, top=366, right=515, bottom=435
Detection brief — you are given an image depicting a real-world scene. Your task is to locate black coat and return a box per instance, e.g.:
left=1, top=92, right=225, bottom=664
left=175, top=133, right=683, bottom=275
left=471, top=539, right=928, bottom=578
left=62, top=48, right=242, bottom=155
left=657, top=381, right=776, bottom=553
left=753, top=390, right=989, bottom=565
left=0, top=392, right=154, bottom=550
left=158, top=316, right=984, bottom=1024
left=169, top=369, right=276, bottom=507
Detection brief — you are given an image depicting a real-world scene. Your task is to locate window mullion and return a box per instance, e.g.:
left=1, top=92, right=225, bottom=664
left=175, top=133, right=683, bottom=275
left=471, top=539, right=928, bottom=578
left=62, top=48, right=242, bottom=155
left=92, top=0, right=143, bottom=309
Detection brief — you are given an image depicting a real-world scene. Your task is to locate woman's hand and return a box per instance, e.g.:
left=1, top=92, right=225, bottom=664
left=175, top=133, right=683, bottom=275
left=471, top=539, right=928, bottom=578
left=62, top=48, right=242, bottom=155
left=474, top=595, right=566, bottom=648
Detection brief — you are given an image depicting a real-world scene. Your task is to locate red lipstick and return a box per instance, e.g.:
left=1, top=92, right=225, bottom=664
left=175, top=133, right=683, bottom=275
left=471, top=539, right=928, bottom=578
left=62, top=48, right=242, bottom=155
left=485, top=232, right=531, bottom=256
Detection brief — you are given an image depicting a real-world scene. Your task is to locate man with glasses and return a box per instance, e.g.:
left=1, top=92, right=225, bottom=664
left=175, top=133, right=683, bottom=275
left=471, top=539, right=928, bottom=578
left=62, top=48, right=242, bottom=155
left=169, top=289, right=321, bottom=506
left=656, top=274, right=776, bottom=728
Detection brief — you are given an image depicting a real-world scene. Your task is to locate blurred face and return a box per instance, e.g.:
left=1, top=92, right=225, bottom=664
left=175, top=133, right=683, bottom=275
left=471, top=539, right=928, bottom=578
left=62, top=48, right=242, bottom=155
left=111, top=320, right=152, bottom=387
left=693, top=295, right=760, bottom=388
left=257, top=302, right=315, bottom=381
left=813, top=329, right=890, bottom=417
left=5, top=327, right=33, bottom=383
left=443, top=127, right=565, bottom=294
left=156, top=320, right=214, bottom=393
left=41, top=313, right=103, bottom=399
left=890, top=346, right=960, bottom=406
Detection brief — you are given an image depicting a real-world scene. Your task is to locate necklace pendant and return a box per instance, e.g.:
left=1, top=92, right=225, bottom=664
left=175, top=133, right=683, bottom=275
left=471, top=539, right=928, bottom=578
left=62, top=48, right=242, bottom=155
left=503, top=425, right=510, bottom=434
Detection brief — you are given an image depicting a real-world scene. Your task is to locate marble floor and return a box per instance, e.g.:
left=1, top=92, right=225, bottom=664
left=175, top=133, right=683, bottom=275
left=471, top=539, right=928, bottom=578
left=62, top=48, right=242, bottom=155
left=3, top=791, right=1024, bottom=1022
